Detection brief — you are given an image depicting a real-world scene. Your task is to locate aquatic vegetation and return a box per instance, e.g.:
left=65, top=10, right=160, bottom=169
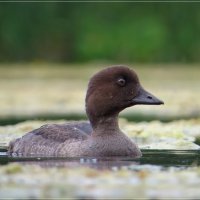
left=0, top=163, right=200, bottom=199
left=0, top=64, right=199, bottom=120
left=120, top=118, right=200, bottom=150
left=0, top=118, right=199, bottom=150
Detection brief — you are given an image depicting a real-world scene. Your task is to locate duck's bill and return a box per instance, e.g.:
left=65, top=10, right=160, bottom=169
left=132, top=87, right=164, bottom=105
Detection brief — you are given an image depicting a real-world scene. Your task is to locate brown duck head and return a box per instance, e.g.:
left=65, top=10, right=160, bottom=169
left=86, top=66, right=164, bottom=129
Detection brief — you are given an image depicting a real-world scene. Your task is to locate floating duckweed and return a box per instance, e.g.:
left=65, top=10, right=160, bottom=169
left=3, top=163, right=23, bottom=174
left=0, top=118, right=200, bottom=150
left=0, top=163, right=200, bottom=198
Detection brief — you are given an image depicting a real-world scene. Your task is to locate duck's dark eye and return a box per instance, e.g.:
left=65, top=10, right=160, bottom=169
left=117, top=78, right=126, bottom=87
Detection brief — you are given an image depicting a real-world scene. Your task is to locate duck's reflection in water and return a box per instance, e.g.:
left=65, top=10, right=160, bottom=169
left=17, top=157, right=140, bottom=170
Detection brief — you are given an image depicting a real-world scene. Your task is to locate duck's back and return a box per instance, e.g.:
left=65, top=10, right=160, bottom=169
left=8, top=121, right=92, bottom=156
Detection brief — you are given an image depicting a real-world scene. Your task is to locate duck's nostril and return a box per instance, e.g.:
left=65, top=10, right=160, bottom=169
left=147, top=95, right=153, bottom=99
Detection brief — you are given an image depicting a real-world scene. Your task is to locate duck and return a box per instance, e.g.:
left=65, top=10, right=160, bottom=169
left=8, top=66, right=164, bottom=158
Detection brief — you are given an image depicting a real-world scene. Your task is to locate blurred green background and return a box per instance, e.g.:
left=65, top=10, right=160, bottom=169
left=0, top=3, right=200, bottom=63
left=0, top=3, right=200, bottom=124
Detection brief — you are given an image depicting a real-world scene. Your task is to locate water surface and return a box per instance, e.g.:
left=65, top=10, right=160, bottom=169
left=1, top=149, right=199, bottom=169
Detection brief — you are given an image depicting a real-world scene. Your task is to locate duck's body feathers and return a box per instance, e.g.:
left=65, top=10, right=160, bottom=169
left=9, top=121, right=92, bottom=156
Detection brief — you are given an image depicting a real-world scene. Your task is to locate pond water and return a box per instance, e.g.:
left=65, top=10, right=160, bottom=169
left=1, top=122, right=200, bottom=199
left=1, top=149, right=199, bottom=169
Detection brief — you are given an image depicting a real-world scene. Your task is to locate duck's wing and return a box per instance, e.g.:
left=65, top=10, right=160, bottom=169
left=8, top=121, right=92, bottom=156
left=63, top=121, right=92, bottom=136
left=32, top=121, right=92, bottom=141
left=33, top=122, right=91, bottom=141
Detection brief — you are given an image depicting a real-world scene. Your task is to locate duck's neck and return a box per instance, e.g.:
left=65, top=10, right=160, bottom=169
left=89, top=113, right=120, bottom=136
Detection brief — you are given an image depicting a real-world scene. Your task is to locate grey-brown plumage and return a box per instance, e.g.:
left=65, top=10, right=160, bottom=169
left=9, top=121, right=92, bottom=156
left=8, top=66, right=163, bottom=157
